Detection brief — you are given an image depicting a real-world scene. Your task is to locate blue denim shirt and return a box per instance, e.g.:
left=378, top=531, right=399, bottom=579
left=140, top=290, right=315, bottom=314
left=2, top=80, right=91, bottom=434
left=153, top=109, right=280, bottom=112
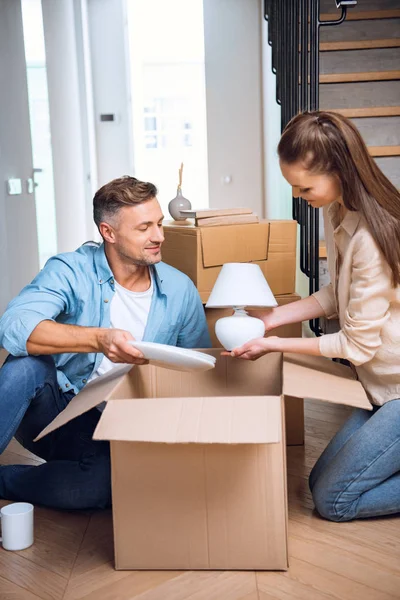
left=0, top=243, right=211, bottom=393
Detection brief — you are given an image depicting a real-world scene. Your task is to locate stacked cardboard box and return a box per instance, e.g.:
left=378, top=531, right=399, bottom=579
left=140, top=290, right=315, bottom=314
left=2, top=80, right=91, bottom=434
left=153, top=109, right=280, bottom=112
left=37, top=352, right=371, bottom=571
left=162, top=219, right=297, bottom=303
left=181, top=207, right=259, bottom=227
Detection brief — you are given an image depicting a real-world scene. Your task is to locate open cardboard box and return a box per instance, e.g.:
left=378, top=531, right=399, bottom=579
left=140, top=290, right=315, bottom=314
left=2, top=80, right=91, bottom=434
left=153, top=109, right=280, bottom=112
left=36, top=350, right=371, bottom=571
left=162, top=220, right=297, bottom=302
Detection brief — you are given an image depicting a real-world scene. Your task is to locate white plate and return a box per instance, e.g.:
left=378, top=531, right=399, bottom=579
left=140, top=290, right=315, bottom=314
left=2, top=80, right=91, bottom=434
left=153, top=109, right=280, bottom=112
left=128, top=341, right=216, bottom=372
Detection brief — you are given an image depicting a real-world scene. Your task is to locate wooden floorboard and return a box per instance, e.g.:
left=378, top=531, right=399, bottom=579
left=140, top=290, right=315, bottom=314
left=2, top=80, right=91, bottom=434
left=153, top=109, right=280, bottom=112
left=1, top=400, right=399, bottom=600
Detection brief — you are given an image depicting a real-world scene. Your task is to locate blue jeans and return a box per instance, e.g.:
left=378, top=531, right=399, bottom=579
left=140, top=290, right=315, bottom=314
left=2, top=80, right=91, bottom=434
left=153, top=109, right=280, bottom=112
left=309, top=399, right=400, bottom=521
left=0, top=355, right=111, bottom=510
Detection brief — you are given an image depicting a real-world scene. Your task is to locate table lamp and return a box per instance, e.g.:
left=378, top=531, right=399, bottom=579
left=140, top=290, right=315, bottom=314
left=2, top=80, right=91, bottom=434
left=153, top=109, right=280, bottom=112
left=205, top=263, right=278, bottom=350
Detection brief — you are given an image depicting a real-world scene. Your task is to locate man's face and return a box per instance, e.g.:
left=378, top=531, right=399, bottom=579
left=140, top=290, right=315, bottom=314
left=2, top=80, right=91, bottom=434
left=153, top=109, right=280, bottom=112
left=106, top=197, right=165, bottom=266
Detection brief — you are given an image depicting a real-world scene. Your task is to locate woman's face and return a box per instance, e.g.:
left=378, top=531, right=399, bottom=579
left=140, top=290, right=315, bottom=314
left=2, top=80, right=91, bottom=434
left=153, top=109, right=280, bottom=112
left=279, top=160, right=342, bottom=209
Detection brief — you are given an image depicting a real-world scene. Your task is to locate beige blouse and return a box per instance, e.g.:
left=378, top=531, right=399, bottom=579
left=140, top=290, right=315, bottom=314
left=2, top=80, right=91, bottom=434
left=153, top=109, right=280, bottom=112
left=313, top=202, right=400, bottom=406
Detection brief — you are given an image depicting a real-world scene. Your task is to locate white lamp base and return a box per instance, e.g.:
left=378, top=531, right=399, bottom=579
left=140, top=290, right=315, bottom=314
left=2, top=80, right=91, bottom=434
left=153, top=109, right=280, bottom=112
left=215, top=308, right=265, bottom=351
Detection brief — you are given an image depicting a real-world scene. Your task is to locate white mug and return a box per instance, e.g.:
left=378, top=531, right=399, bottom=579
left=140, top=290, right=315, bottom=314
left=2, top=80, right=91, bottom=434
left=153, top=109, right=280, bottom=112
left=0, top=502, right=34, bottom=551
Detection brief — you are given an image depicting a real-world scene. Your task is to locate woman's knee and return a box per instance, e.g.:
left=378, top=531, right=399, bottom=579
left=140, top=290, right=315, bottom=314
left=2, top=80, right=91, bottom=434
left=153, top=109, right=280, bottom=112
left=308, top=464, right=319, bottom=493
left=311, top=481, right=353, bottom=522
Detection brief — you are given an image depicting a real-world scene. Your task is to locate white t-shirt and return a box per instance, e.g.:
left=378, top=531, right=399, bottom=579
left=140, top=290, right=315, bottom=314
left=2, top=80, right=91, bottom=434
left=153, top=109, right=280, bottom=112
left=89, top=275, right=154, bottom=382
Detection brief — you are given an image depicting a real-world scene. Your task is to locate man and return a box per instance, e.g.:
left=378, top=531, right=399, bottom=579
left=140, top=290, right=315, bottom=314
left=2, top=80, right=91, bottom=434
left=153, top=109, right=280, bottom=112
left=0, top=176, right=211, bottom=509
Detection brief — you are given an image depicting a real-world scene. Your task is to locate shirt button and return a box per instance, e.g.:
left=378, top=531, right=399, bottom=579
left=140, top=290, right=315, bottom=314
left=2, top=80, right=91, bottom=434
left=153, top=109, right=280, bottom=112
left=82, top=378, right=87, bottom=384
left=65, top=383, right=70, bottom=388
left=110, top=279, right=114, bottom=285
left=104, top=299, right=109, bottom=303
left=99, top=279, right=103, bottom=283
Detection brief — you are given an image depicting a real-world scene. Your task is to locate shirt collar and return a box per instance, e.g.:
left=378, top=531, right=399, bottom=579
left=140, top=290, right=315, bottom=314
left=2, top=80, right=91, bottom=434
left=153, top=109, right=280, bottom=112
left=327, top=202, right=361, bottom=238
left=94, top=242, right=165, bottom=294
left=94, top=243, right=114, bottom=284
left=151, top=263, right=165, bottom=296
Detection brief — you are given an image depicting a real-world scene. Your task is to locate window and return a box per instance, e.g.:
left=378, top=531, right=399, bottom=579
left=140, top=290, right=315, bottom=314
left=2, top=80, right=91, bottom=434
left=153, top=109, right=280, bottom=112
left=126, top=0, right=209, bottom=216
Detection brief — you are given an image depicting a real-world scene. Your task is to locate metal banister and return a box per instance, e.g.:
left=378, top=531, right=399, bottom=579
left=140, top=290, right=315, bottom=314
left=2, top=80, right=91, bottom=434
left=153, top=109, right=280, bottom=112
left=264, top=0, right=357, bottom=334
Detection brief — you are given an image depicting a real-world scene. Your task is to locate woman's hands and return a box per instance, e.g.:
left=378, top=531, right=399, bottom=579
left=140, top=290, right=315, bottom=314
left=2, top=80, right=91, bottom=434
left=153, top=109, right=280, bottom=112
left=222, top=335, right=322, bottom=361
left=222, top=336, right=280, bottom=361
left=218, top=296, right=326, bottom=362
left=247, top=308, right=278, bottom=333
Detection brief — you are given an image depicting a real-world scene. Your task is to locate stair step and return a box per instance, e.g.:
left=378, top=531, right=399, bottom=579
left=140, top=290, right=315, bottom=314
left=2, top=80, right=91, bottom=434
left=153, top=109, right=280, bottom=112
left=320, top=71, right=400, bottom=83
left=368, top=145, right=400, bottom=157
left=320, top=39, right=400, bottom=51
left=375, top=157, right=400, bottom=189
left=321, top=9, right=400, bottom=21
left=353, top=117, right=400, bottom=146
left=330, top=107, right=400, bottom=118
left=320, top=81, right=400, bottom=111
left=320, top=49, right=400, bottom=76
left=320, top=19, right=400, bottom=43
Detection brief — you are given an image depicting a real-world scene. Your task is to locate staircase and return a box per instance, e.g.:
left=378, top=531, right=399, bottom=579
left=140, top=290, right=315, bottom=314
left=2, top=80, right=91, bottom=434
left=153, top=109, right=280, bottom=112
left=319, top=0, right=400, bottom=190
left=264, top=0, right=400, bottom=334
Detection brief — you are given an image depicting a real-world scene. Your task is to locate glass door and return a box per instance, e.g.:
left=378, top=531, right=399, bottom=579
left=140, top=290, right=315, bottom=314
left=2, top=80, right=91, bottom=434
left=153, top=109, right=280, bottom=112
left=21, top=0, right=57, bottom=267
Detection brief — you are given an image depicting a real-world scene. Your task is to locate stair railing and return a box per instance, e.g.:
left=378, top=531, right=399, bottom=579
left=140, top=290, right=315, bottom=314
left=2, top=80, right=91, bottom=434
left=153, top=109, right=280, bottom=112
left=264, top=0, right=357, bottom=334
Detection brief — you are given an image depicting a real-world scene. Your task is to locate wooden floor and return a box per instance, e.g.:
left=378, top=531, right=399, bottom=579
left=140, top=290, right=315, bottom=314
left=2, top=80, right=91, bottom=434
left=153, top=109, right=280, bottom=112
left=0, top=400, right=399, bottom=600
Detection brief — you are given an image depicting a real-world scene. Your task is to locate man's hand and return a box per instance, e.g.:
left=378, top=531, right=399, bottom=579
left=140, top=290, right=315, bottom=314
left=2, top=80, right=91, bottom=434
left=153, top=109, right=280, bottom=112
left=26, top=321, right=149, bottom=362
left=221, top=336, right=279, bottom=361
left=97, top=329, right=148, bottom=365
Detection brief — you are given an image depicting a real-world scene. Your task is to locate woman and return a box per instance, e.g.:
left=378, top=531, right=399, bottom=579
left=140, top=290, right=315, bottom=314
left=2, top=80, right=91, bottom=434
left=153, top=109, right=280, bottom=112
left=230, top=111, right=400, bottom=522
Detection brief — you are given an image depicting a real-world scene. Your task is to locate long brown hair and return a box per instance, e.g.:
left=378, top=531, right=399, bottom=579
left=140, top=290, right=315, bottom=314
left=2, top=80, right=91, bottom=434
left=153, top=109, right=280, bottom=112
left=278, top=110, right=400, bottom=286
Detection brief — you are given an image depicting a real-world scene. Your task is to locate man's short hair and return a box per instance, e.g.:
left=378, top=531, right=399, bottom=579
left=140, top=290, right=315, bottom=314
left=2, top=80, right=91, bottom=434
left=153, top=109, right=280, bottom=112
left=93, top=176, right=158, bottom=229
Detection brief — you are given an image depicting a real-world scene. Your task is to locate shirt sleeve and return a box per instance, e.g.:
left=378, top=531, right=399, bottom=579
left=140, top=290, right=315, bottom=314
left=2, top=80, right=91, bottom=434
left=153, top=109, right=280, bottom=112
left=0, top=256, right=78, bottom=356
left=312, top=283, right=338, bottom=319
left=318, top=235, right=393, bottom=366
left=177, top=280, right=212, bottom=349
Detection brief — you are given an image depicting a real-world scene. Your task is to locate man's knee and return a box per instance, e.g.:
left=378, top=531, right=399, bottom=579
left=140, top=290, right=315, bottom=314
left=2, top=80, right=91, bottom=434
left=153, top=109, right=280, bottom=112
left=79, top=453, right=112, bottom=509
left=1, top=354, right=56, bottom=389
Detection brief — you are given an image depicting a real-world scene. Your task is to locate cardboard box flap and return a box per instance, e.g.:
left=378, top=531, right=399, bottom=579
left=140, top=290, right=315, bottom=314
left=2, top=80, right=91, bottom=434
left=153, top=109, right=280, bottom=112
left=282, top=353, right=372, bottom=410
left=34, top=365, right=134, bottom=441
left=93, top=395, right=282, bottom=444
left=200, top=222, right=270, bottom=268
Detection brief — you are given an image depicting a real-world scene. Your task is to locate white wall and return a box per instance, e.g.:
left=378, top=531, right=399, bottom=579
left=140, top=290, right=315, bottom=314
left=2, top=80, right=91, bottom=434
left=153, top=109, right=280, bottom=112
left=261, top=14, right=293, bottom=220
left=73, top=0, right=99, bottom=240
left=203, top=0, right=265, bottom=216
left=42, top=0, right=89, bottom=253
left=0, top=0, right=39, bottom=313
left=87, top=0, right=133, bottom=186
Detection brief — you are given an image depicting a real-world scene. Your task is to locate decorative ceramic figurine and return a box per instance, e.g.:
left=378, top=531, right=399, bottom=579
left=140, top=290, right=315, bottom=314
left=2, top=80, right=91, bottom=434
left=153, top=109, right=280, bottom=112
left=168, top=163, right=192, bottom=221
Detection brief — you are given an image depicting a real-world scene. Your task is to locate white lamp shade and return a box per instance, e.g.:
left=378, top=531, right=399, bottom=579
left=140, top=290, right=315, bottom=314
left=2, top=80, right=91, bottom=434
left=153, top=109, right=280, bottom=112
left=206, top=263, right=278, bottom=308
